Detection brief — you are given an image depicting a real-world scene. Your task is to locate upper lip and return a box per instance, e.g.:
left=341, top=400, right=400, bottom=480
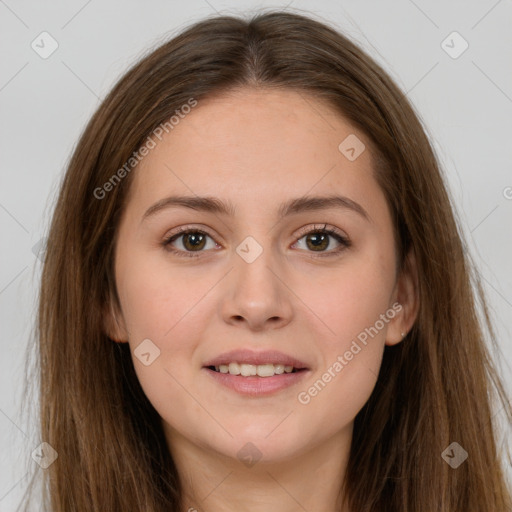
left=203, top=349, right=310, bottom=370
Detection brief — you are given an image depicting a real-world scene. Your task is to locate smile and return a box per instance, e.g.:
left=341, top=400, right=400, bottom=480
left=208, top=362, right=303, bottom=377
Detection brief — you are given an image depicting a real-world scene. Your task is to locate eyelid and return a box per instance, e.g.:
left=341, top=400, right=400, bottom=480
left=163, top=224, right=221, bottom=245
left=293, top=223, right=347, bottom=241
left=163, top=224, right=215, bottom=239
left=163, top=223, right=347, bottom=243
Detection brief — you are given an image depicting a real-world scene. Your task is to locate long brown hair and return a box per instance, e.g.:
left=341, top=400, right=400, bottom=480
left=19, top=10, right=511, bottom=512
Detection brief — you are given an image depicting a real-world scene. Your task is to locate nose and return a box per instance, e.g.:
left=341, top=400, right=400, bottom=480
left=220, top=245, right=294, bottom=332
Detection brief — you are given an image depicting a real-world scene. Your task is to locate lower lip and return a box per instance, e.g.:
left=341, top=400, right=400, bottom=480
left=203, top=368, right=310, bottom=396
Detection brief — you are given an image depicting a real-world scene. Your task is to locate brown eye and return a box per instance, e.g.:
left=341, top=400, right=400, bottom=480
left=293, top=226, right=351, bottom=257
left=304, top=232, right=330, bottom=251
left=181, top=232, right=207, bottom=251
left=163, top=229, right=218, bottom=257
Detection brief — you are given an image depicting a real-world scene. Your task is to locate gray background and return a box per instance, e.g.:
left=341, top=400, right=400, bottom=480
left=1, top=0, right=511, bottom=509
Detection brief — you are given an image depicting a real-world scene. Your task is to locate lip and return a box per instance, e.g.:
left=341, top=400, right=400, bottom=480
left=203, top=367, right=310, bottom=396
left=202, top=349, right=310, bottom=369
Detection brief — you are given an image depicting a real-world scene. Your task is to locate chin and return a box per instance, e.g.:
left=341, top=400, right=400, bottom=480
left=210, top=421, right=310, bottom=465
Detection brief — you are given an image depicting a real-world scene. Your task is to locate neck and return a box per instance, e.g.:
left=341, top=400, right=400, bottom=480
left=166, top=425, right=353, bottom=512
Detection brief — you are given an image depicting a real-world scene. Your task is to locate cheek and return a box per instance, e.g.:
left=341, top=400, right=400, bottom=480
left=116, top=242, right=210, bottom=341
left=117, top=258, right=207, bottom=437
left=115, top=245, right=213, bottom=401
left=315, top=246, right=396, bottom=346
left=297, top=248, right=394, bottom=424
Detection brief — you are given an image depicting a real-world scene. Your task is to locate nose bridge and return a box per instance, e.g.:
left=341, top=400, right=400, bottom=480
left=222, top=233, right=293, bottom=329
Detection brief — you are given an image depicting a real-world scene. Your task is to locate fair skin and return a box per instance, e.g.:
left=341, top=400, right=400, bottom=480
left=106, top=87, right=418, bottom=512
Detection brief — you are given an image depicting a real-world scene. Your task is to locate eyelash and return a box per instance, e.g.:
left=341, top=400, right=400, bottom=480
left=162, top=224, right=351, bottom=259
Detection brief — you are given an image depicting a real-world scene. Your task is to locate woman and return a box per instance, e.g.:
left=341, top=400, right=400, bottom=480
left=21, top=10, right=511, bottom=512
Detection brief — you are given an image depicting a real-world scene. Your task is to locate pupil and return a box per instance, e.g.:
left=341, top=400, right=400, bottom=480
left=185, top=233, right=205, bottom=250
left=308, top=233, right=327, bottom=250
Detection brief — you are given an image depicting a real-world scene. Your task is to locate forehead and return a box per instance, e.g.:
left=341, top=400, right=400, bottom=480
left=126, top=88, right=383, bottom=218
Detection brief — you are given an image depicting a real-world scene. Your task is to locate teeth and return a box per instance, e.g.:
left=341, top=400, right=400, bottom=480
left=228, top=362, right=241, bottom=375
left=274, top=364, right=285, bottom=375
left=240, top=364, right=257, bottom=376
left=257, top=364, right=275, bottom=377
left=212, top=362, right=299, bottom=377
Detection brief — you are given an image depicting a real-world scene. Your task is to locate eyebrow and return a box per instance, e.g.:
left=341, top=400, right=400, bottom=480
left=142, top=194, right=371, bottom=223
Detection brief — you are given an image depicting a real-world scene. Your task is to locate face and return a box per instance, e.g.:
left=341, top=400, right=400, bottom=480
left=107, top=87, right=416, bottom=465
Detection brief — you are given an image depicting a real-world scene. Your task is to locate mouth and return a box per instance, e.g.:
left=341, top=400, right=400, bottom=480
left=205, top=363, right=307, bottom=377
left=202, top=349, right=310, bottom=396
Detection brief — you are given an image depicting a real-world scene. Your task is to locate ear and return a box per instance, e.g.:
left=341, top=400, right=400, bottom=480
left=102, top=298, right=129, bottom=343
left=385, top=248, right=419, bottom=346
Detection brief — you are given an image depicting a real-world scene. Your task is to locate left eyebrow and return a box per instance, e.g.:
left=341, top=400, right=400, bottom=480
left=141, top=194, right=371, bottom=223
left=278, top=195, right=371, bottom=222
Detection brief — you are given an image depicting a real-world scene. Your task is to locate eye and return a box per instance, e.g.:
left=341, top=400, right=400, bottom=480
left=292, top=224, right=351, bottom=258
left=163, top=227, right=219, bottom=258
